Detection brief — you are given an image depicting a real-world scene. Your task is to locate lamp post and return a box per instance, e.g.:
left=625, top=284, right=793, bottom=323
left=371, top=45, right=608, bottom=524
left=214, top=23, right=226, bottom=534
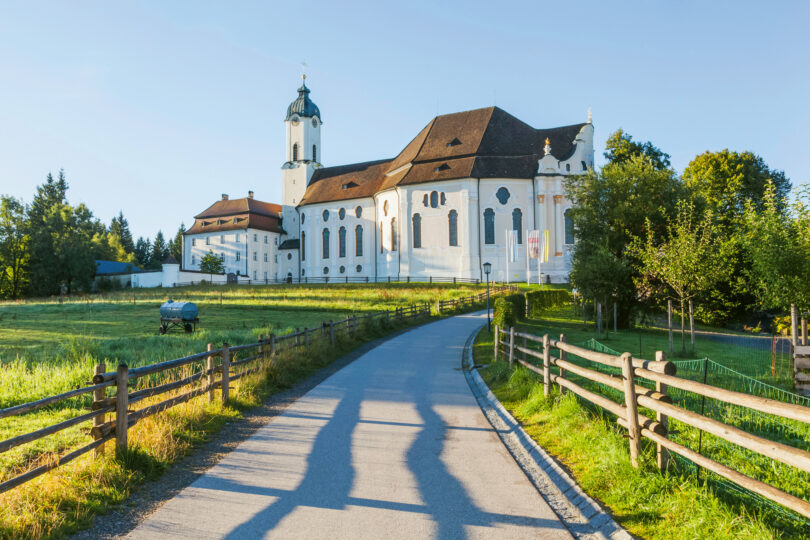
left=483, top=262, right=492, bottom=331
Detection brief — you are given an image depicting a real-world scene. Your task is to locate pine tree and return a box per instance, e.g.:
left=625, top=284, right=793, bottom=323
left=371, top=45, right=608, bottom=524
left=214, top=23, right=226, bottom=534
left=150, top=231, right=167, bottom=269
left=109, top=211, right=135, bottom=253
left=134, top=237, right=151, bottom=268
left=171, top=223, right=185, bottom=262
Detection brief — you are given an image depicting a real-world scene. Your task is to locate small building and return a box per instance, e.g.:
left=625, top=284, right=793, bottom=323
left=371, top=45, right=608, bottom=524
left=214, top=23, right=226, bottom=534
left=183, top=192, right=284, bottom=283
left=94, top=260, right=141, bottom=288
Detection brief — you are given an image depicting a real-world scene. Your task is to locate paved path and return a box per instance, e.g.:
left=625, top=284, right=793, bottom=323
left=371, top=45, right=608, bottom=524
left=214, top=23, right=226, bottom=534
left=128, top=312, right=571, bottom=540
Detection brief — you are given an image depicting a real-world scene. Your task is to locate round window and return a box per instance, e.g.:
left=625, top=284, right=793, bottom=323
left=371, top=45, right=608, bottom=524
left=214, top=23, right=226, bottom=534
left=496, top=187, right=510, bottom=205
left=322, top=209, right=329, bottom=221
left=383, top=200, right=389, bottom=216
left=355, top=206, right=362, bottom=218
left=356, top=265, right=362, bottom=273
left=339, top=208, right=346, bottom=220
left=339, top=265, right=346, bottom=274
left=287, top=253, right=292, bottom=260
left=323, top=266, right=329, bottom=274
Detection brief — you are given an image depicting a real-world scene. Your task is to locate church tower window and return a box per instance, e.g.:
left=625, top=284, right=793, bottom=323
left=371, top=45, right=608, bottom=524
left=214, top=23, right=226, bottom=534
left=484, top=209, right=495, bottom=244
left=412, top=214, right=422, bottom=248
left=339, top=226, right=346, bottom=257
left=313, top=144, right=317, bottom=162
left=355, top=225, right=363, bottom=256
left=322, top=228, right=330, bottom=258
left=448, top=210, right=458, bottom=246
left=564, top=209, right=574, bottom=245
left=293, top=143, right=299, bottom=161
left=512, top=208, right=523, bottom=244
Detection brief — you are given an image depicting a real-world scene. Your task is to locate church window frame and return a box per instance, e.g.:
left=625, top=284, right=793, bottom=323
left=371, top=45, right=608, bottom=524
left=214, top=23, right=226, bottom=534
left=292, top=143, right=299, bottom=161
left=448, top=210, right=459, bottom=247
left=322, top=228, right=330, bottom=259
left=301, top=231, right=306, bottom=261
left=355, top=225, right=363, bottom=256
left=484, top=208, right=495, bottom=245
left=430, top=191, right=439, bottom=208
left=564, top=208, right=575, bottom=245
left=355, top=206, right=362, bottom=218
left=339, top=208, right=346, bottom=220
left=512, top=208, right=523, bottom=244
left=412, top=213, right=422, bottom=248
left=322, top=209, right=329, bottom=221
left=313, top=144, right=317, bottom=162
left=338, top=226, right=347, bottom=258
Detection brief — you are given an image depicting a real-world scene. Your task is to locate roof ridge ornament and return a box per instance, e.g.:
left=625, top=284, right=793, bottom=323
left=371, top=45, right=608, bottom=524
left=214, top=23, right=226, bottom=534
left=544, top=137, right=552, bottom=156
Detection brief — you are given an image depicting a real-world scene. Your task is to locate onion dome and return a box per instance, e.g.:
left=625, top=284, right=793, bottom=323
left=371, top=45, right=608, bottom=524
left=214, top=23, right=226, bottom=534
left=286, top=75, right=321, bottom=121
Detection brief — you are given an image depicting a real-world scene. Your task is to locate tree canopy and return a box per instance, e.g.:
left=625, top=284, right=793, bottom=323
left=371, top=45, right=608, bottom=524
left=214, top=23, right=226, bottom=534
left=200, top=251, right=224, bottom=275
left=604, top=129, right=672, bottom=170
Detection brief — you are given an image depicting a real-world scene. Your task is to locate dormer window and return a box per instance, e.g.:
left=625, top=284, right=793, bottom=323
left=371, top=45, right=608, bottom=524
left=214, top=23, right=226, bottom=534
left=433, top=163, right=450, bottom=172
left=446, top=138, right=461, bottom=147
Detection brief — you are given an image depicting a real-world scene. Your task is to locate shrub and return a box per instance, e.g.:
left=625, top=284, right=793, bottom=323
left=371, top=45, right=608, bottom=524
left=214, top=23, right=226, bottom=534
left=493, top=297, right=516, bottom=328
left=525, top=290, right=572, bottom=318
left=502, top=293, right=526, bottom=320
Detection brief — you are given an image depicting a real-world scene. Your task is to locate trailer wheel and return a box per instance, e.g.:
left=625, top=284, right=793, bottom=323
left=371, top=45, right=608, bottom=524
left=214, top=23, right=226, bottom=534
left=184, top=323, right=193, bottom=333
left=159, top=324, right=167, bottom=335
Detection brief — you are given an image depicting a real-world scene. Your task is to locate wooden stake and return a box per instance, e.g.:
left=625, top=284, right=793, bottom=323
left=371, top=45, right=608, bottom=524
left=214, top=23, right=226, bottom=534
left=207, top=343, right=216, bottom=403
left=668, top=300, right=673, bottom=354
left=621, top=353, right=641, bottom=467
left=543, top=334, right=551, bottom=398
left=655, top=350, right=669, bottom=470
left=494, top=325, right=500, bottom=361
left=508, top=327, right=515, bottom=368
left=559, top=334, right=567, bottom=395
left=115, top=364, right=129, bottom=455
left=791, top=304, right=799, bottom=348
left=92, top=363, right=106, bottom=458
left=221, top=343, right=230, bottom=405
left=689, top=300, right=695, bottom=355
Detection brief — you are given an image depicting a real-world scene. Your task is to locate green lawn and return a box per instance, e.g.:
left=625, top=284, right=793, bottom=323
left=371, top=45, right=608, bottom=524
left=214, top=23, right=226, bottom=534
left=474, top=306, right=810, bottom=539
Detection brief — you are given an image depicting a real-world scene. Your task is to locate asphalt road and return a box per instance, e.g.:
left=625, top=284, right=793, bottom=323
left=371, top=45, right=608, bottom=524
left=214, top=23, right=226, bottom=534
left=126, top=311, right=572, bottom=540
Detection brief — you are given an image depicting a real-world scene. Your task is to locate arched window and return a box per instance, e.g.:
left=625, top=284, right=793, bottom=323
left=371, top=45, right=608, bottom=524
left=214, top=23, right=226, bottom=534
left=391, top=218, right=398, bottom=251
left=448, top=210, right=458, bottom=246
left=313, top=144, right=317, bottom=162
left=322, top=228, right=330, bottom=258
left=412, top=213, right=422, bottom=248
left=301, top=231, right=306, bottom=261
left=430, top=191, right=439, bottom=208
left=292, top=143, right=299, bottom=161
left=338, top=226, right=346, bottom=257
left=564, top=209, right=574, bottom=245
left=484, top=208, right=495, bottom=245
left=512, top=208, right=523, bottom=244
left=355, top=225, right=363, bottom=256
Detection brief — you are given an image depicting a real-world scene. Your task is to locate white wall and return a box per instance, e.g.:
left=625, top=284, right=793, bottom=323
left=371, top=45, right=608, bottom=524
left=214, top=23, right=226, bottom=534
left=184, top=228, right=280, bottom=279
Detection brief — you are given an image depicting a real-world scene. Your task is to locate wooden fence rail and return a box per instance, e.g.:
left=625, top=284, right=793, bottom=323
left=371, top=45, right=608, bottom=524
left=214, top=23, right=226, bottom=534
left=0, top=285, right=512, bottom=495
left=493, top=326, right=810, bottom=519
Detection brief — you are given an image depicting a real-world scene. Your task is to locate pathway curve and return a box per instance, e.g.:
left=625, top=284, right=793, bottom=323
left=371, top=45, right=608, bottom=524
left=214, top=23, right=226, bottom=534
left=127, top=312, right=571, bottom=540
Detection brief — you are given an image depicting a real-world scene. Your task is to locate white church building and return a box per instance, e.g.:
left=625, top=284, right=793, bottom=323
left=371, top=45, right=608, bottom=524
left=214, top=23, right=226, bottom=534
left=180, top=77, right=593, bottom=284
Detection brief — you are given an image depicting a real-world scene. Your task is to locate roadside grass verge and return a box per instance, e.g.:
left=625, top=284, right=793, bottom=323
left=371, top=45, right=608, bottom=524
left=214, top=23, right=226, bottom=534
left=0, top=310, right=420, bottom=539
left=473, top=325, right=808, bottom=540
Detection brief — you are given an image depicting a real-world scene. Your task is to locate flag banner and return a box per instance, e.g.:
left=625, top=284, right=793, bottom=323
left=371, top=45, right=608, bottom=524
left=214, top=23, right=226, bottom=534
left=543, top=230, right=550, bottom=263
left=508, top=230, right=518, bottom=262
left=528, top=230, right=540, bottom=259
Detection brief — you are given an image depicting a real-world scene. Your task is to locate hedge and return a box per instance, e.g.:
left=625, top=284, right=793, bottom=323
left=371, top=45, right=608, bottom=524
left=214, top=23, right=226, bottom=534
left=525, top=289, right=571, bottom=318
left=493, top=297, right=516, bottom=328
left=502, top=293, right=526, bottom=321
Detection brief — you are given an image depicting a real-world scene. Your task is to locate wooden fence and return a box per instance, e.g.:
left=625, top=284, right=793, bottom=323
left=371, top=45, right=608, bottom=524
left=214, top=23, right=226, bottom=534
left=791, top=305, right=810, bottom=395
left=493, top=325, right=810, bottom=519
left=0, top=284, right=514, bottom=495
left=437, top=285, right=518, bottom=312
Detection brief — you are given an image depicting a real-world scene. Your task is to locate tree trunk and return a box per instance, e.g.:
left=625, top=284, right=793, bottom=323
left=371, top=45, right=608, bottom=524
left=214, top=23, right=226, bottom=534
left=680, top=299, right=686, bottom=356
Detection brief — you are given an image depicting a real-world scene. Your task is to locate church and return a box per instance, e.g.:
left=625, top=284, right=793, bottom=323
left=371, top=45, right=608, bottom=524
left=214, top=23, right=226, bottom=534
left=182, top=77, right=593, bottom=284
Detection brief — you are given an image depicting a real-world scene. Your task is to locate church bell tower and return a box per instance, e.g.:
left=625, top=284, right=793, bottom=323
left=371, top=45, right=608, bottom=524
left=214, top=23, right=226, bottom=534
left=281, top=75, right=322, bottom=206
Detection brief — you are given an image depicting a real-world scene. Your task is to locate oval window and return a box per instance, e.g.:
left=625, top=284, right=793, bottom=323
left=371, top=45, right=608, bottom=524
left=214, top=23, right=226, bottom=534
left=322, top=209, right=329, bottom=221
left=323, top=266, right=329, bottom=274
left=287, top=253, right=292, bottom=260
left=356, top=264, right=362, bottom=273
left=496, top=187, right=510, bottom=205
left=339, top=265, right=346, bottom=274
left=339, top=208, right=346, bottom=220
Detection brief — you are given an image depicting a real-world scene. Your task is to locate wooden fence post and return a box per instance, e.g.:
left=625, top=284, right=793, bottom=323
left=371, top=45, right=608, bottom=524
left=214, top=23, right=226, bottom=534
left=207, top=343, right=216, bottom=403
left=655, top=350, right=670, bottom=470
left=668, top=300, right=674, bottom=354
left=305, top=328, right=310, bottom=352
left=621, top=352, right=641, bottom=467
left=522, top=334, right=527, bottom=363
left=115, top=364, right=129, bottom=455
left=543, top=334, right=550, bottom=398
left=221, top=343, right=230, bottom=405
left=508, top=327, right=515, bottom=368
left=791, top=304, right=799, bottom=348
left=558, top=335, right=567, bottom=395
left=270, top=334, right=276, bottom=360
left=92, top=362, right=106, bottom=458
left=525, top=293, right=530, bottom=319
left=494, top=324, right=499, bottom=361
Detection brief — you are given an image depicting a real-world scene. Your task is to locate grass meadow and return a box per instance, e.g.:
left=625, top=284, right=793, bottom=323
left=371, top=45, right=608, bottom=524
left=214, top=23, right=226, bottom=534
left=0, top=282, right=488, bottom=538
left=475, top=304, right=810, bottom=539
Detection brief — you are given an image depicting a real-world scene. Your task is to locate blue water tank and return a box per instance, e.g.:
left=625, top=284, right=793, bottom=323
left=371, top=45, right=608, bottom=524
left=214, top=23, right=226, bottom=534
left=160, top=300, right=198, bottom=320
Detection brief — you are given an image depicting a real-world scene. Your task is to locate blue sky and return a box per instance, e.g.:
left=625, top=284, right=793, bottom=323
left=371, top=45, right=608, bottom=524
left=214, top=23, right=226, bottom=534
left=0, top=1, right=808, bottom=240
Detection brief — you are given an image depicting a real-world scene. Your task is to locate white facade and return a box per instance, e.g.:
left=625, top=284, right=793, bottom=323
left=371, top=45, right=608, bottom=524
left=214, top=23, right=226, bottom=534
left=183, top=227, right=282, bottom=282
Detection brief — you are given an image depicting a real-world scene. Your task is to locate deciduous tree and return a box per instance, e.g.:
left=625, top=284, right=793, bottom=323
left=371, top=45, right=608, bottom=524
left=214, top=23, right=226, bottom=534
left=0, top=196, right=29, bottom=298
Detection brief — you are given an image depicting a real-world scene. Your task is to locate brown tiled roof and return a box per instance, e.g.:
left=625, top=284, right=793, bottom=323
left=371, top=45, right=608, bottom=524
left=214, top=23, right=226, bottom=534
left=186, top=197, right=283, bottom=235
left=299, top=106, right=587, bottom=206
left=194, top=197, right=282, bottom=219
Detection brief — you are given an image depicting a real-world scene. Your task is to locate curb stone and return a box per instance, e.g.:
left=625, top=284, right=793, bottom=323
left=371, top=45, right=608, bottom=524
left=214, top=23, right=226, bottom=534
left=462, top=323, right=632, bottom=540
